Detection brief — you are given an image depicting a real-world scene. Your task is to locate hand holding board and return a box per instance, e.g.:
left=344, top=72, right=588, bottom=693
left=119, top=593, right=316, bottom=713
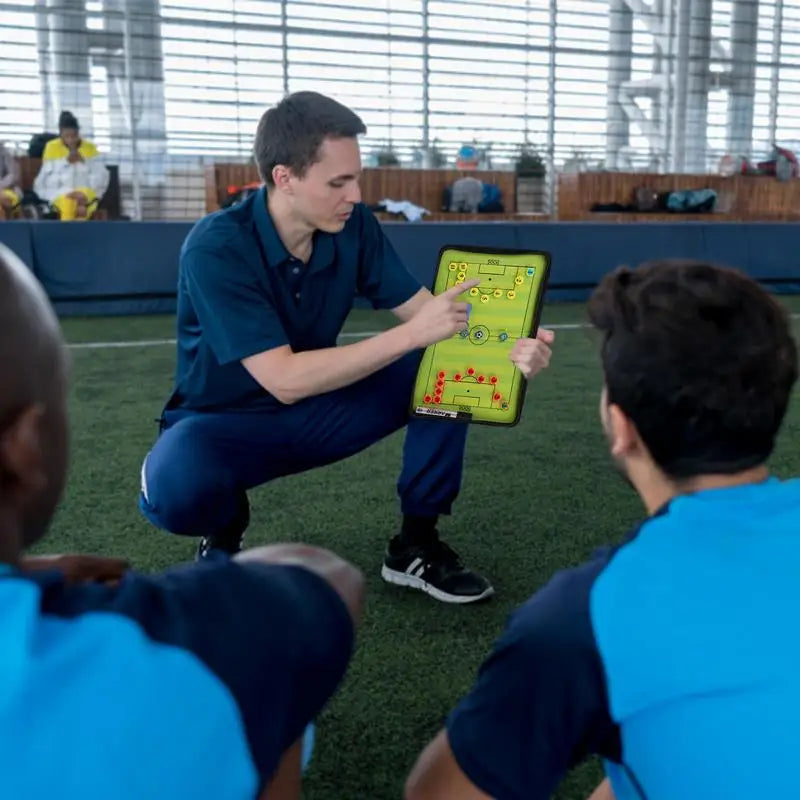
left=411, top=246, right=551, bottom=426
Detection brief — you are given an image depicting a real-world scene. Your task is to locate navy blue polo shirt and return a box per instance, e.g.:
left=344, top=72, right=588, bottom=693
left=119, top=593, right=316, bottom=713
left=447, top=477, right=800, bottom=800
left=168, top=188, right=421, bottom=412
left=0, top=557, right=354, bottom=798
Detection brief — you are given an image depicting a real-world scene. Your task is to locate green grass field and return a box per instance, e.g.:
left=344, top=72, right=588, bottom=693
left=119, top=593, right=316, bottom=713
left=50, top=297, right=800, bottom=800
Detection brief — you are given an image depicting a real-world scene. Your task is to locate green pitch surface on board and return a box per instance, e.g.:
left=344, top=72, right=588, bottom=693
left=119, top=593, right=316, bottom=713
left=412, top=246, right=550, bottom=425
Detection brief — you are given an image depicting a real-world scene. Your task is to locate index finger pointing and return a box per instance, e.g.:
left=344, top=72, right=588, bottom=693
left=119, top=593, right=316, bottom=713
left=442, top=278, right=480, bottom=298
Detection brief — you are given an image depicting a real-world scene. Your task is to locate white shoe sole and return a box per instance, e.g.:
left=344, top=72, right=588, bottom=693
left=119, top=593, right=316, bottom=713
left=381, top=565, right=495, bottom=604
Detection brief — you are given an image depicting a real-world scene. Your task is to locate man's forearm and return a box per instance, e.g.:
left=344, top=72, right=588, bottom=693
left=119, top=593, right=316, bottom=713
left=276, top=323, right=416, bottom=403
left=587, top=779, right=615, bottom=800
left=259, top=738, right=301, bottom=800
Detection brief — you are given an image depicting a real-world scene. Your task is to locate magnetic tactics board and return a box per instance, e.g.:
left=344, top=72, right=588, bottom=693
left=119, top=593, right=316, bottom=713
left=411, top=246, right=550, bottom=426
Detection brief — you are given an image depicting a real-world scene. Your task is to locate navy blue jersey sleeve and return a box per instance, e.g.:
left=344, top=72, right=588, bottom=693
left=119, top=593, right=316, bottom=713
left=182, top=246, right=290, bottom=364
left=446, top=553, right=621, bottom=800
left=32, top=560, right=354, bottom=787
left=355, top=205, right=422, bottom=309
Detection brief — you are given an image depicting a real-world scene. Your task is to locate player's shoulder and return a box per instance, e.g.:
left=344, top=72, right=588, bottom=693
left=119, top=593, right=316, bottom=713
left=505, top=547, right=619, bottom=653
left=0, top=572, right=259, bottom=799
left=182, top=196, right=260, bottom=263
left=3, top=566, right=257, bottom=712
left=445, top=546, right=627, bottom=789
left=27, top=558, right=349, bottom=671
left=504, top=522, right=658, bottom=660
left=41, top=138, right=67, bottom=160
left=78, top=138, right=100, bottom=158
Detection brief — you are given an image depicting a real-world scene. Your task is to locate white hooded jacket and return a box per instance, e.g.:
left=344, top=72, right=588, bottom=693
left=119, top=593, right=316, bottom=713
left=33, top=138, right=109, bottom=203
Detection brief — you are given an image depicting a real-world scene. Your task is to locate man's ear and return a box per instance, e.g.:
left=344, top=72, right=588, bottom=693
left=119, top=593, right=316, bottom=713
left=607, top=402, right=641, bottom=459
left=271, top=165, right=293, bottom=193
left=0, top=405, right=47, bottom=503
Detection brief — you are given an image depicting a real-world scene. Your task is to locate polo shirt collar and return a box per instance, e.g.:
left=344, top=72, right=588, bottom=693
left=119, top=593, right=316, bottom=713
left=253, top=186, right=335, bottom=274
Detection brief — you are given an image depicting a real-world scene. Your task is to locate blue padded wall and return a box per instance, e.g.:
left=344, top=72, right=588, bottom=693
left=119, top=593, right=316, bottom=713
left=1, top=218, right=798, bottom=315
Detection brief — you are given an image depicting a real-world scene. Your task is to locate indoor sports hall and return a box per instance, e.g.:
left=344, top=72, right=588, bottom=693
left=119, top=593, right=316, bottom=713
left=1, top=2, right=798, bottom=799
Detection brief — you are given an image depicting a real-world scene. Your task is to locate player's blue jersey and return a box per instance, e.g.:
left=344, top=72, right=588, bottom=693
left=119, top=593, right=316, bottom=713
left=447, top=477, right=800, bottom=799
left=0, top=558, right=353, bottom=798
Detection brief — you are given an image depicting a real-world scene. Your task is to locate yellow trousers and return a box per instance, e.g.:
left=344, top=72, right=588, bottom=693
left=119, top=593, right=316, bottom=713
left=0, top=188, right=20, bottom=218
left=53, top=187, right=98, bottom=221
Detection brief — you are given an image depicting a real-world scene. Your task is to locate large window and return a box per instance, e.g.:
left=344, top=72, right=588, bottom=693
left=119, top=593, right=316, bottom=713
left=2, top=0, right=799, bottom=217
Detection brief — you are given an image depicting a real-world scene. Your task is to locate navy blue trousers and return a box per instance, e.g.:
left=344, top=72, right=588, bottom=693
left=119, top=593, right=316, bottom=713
left=139, top=352, right=468, bottom=537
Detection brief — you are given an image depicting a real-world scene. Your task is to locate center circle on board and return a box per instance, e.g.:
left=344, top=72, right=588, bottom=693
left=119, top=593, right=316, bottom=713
left=469, top=325, right=490, bottom=345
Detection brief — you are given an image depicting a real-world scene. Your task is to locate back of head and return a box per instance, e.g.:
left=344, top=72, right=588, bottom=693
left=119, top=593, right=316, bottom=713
left=254, top=91, right=366, bottom=184
left=588, top=260, right=798, bottom=478
left=0, top=244, right=68, bottom=551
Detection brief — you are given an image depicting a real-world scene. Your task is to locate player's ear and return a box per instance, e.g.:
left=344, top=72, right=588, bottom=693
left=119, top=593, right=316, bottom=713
left=0, top=404, right=48, bottom=508
left=272, top=165, right=293, bottom=194
left=606, top=402, right=638, bottom=459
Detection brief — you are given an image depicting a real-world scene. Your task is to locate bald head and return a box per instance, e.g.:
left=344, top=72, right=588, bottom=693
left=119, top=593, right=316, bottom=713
left=0, top=244, right=68, bottom=555
left=0, top=244, right=65, bottom=411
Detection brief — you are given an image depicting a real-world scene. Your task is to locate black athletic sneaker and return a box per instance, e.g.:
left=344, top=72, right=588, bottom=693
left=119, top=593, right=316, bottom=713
left=195, top=493, right=249, bottom=561
left=381, top=536, right=494, bottom=604
left=195, top=533, right=243, bottom=561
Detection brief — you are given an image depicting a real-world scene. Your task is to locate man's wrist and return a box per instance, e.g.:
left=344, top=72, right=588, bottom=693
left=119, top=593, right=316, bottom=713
left=393, top=320, right=418, bottom=352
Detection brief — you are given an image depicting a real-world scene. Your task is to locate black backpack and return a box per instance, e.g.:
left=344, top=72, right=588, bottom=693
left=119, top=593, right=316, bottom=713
left=27, top=132, right=58, bottom=158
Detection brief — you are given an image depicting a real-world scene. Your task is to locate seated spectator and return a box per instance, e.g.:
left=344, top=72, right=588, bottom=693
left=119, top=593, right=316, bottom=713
left=0, top=240, right=363, bottom=799
left=405, top=260, right=800, bottom=800
left=0, top=142, right=21, bottom=219
left=33, top=111, right=109, bottom=221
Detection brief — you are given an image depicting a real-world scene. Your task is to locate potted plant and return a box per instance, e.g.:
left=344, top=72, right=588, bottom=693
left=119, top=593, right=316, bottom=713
left=427, top=138, right=446, bottom=168
left=515, top=145, right=546, bottom=212
left=413, top=138, right=447, bottom=169
left=515, top=147, right=545, bottom=177
left=375, top=147, right=400, bottom=167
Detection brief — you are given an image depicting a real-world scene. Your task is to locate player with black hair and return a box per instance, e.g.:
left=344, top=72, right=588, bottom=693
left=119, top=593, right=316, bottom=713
left=407, top=260, right=800, bottom=800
